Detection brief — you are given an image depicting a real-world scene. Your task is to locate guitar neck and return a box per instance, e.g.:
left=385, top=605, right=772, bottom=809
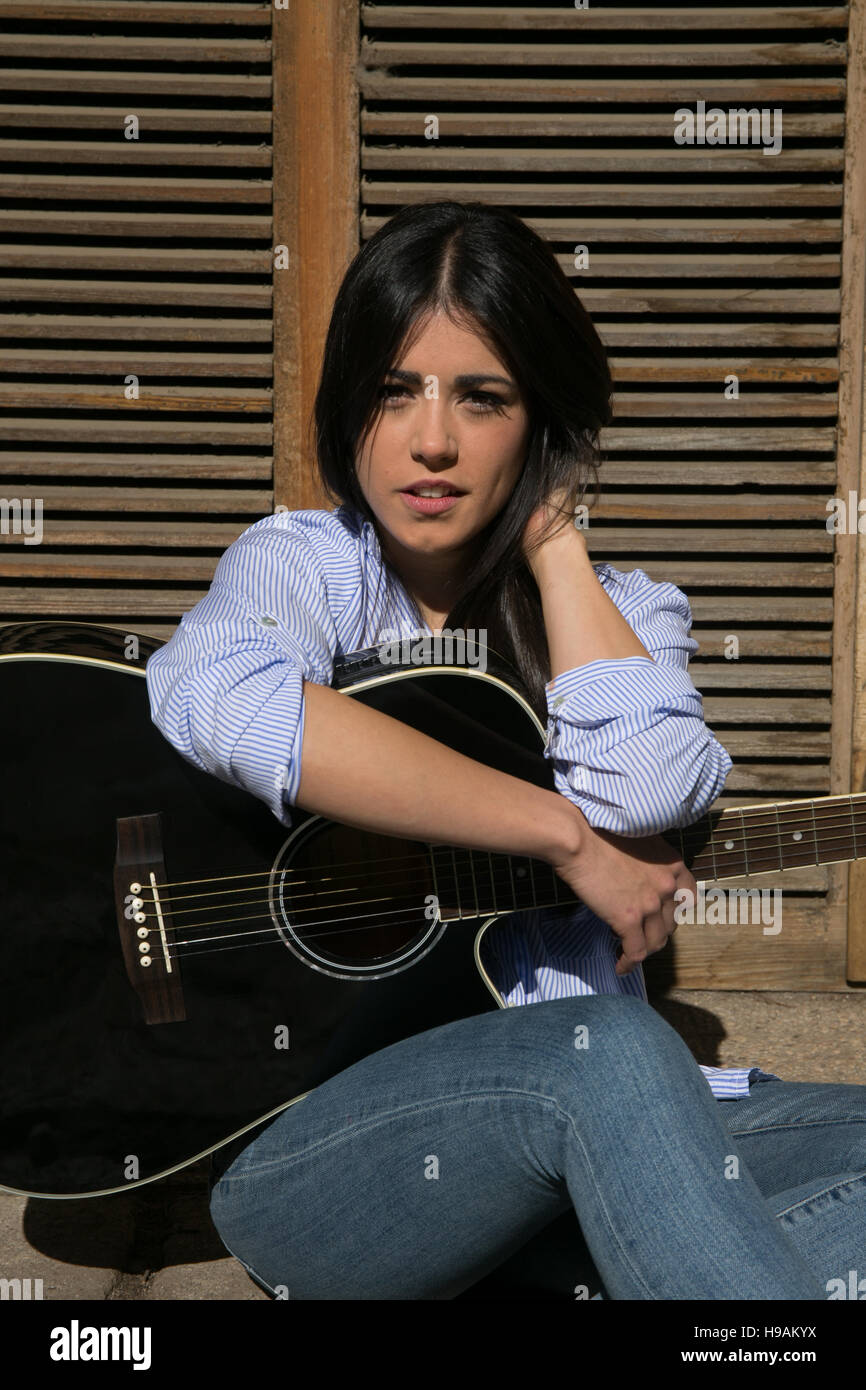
left=428, top=792, right=866, bottom=922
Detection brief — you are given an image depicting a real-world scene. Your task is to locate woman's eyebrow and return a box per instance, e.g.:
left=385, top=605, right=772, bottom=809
left=384, top=368, right=515, bottom=390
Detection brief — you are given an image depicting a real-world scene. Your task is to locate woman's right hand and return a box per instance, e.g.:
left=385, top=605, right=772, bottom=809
left=549, top=814, right=696, bottom=976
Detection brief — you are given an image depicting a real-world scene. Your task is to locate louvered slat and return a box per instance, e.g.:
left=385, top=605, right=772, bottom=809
left=0, top=0, right=274, bottom=616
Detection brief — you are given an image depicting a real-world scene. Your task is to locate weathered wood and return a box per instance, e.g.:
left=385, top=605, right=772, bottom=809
left=601, top=427, right=836, bottom=451
left=611, top=392, right=838, bottom=418
left=654, top=906, right=848, bottom=991
left=599, top=324, right=839, bottom=347
left=273, top=0, right=357, bottom=512
left=689, top=595, right=834, bottom=623
left=0, top=452, right=272, bottom=478
left=0, top=553, right=221, bottom=580
left=690, top=663, right=832, bottom=691
left=576, top=256, right=841, bottom=281
left=0, top=176, right=271, bottom=203
left=701, top=696, right=831, bottom=723
left=0, top=210, right=271, bottom=237
left=0, top=247, right=271, bottom=273
left=714, top=729, right=832, bottom=756
left=5, top=349, right=272, bottom=376
left=591, top=560, right=833, bottom=589
left=0, top=69, right=271, bottom=97
left=0, top=35, right=271, bottom=61
left=0, top=315, right=271, bottom=341
left=603, top=461, right=836, bottom=485
left=723, top=763, right=830, bottom=791
left=364, top=182, right=843, bottom=209
left=589, top=528, right=833, bottom=556
left=359, top=7, right=849, bottom=32
left=596, top=493, right=836, bottom=522
left=609, top=358, right=838, bottom=384
left=364, top=111, right=845, bottom=138
left=7, top=486, right=271, bottom=513
left=364, top=213, right=843, bottom=242
left=841, top=0, right=866, bottom=975
left=1, top=280, right=272, bottom=308
left=364, top=148, right=845, bottom=174
left=361, top=39, right=847, bottom=67
left=0, top=141, right=271, bottom=167
left=359, top=75, right=847, bottom=103
left=692, top=632, right=831, bottom=660
left=0, top=2, right=269, bottom=22
left=0, top=385, right=272, bottom=410
left=0, top=419, right=271, bottom=444
left=0, top=587, right=208, bottom=614
left=0, top=105, right=272, bottom=133
left=0, top=521, right=253, bottom=547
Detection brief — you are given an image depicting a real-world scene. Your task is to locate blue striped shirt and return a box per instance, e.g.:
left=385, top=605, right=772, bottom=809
left=145, top=505, right=778, bottom=1101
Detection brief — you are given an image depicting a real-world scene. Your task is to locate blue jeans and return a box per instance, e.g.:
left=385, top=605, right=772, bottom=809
left=208, top=995, right=866, bottom=1299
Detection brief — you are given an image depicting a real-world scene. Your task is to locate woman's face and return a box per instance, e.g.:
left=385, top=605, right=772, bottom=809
left=354, top=310, right=531, bottom=571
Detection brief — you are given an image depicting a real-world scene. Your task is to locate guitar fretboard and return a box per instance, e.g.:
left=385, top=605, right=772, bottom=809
left=427, top=793, right=866, bottom=921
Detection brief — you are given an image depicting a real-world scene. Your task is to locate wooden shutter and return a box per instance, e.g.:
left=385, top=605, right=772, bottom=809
left=0, top=0, right=356, bottom=636
left=357, top=3, right=865, bottom=988
left=0, top=0, right=276, bottom=641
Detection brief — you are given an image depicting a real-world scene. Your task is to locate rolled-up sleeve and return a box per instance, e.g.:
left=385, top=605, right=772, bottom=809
left=544, top=564, right=732, bottom=835
left=145, top=513, right=338, bottom=826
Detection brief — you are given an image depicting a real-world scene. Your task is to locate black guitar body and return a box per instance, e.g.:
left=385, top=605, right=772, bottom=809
left=0, top=624, right=554, bottom=1197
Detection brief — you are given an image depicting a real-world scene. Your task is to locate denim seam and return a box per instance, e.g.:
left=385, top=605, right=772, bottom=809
left=215, top=1086, right=575, bottom=1180
left=213, top=1084, right=659, bottom=1300
left=727, top=1118, right=866, bottom=1139
left=773, top=1168, right=866, bottom=1219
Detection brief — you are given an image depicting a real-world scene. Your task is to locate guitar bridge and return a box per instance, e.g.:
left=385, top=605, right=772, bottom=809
left=113, top=813, right=186, bottom=1025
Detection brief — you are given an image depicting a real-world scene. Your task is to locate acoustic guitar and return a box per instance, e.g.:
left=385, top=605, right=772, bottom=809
left=1, top=622, right=860, bottom=1198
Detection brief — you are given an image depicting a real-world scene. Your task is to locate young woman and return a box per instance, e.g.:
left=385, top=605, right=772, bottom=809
left=146, top=201, right=866, bottom=1301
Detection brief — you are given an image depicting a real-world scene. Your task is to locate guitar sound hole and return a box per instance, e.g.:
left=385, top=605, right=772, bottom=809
left=269, top=822, right=443, bottom=980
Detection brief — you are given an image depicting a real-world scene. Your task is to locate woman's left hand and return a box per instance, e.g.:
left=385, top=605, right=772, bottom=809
left=521, top=487, right=585, bottom=577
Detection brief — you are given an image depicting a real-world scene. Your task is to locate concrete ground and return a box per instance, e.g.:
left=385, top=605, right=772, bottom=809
left=2, top=988, right=864, bottom=1300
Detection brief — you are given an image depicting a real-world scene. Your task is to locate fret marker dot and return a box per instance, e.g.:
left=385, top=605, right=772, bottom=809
left=724, top=840, right=734, bottom=850
left=792, top=831, right=803, bottom=841
left=516, top=867, right=526, bottom=877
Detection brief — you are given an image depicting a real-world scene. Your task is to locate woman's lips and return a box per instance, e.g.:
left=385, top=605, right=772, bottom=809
left=399, top=491, right=462, bottom=515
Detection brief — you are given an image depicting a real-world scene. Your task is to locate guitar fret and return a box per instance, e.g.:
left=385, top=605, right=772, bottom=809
left=738, top=808, right=749, bottom=876
left=851, top=798, right=858, bottom=860
left=488, top=851, right=498, bottom=915
left=428, top=844, right=442, bottom=919
left=507, top=854, right=518, bottom=912
left=528, top=855, right=538, bottom=907
left=810, top=799, right=819, bottom=866
left=468, top=850, right=480, bottom=919
left=774, top=802, right=784, bottom=873
left=450, top=847, right=463, bottom=919
left=708, top=820, right=719, bottom=881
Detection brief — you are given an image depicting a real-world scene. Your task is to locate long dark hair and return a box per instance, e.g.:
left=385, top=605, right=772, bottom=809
left=313, top=200, right=613, bottom=720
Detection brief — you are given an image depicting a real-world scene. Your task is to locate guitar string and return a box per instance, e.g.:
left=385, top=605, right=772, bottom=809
left=134, top=808, right=866, bottom=926
left=162, top=914, right=464, bottom=963
left=140, top=834, right=853, bottom=939
left=128, top=798, right=866, bottom=896
left=138, top=829, right=859, bottom=945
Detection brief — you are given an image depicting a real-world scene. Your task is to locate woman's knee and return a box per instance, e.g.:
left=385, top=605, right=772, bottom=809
left=507, top=994, right=702, bottom=1097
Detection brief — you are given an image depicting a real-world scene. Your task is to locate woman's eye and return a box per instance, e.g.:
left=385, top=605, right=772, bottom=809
left=467, top=394, right=508, bottom=414
left=380, top=385, right=409, bottom=404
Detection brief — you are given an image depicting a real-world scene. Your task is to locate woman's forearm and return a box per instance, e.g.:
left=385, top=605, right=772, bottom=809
left=295, top=678, right=584, bottom=866
left=530, top=528, right=652, bottom=678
